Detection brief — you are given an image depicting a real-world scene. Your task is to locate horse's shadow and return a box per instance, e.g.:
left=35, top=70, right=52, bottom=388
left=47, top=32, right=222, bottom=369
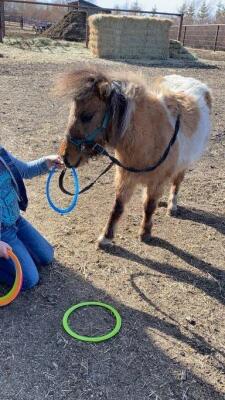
left=159, top=203, right=225, bottom=236
left=130, top=270, right=225, bottom=358
left=104, top=222, right=225, bottom=300
left=102, top=239, right=225, bottom=379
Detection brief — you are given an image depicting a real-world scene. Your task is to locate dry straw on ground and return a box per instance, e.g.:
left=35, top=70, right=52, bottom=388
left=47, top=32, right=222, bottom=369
left=88, top=14, right=172, bottom=60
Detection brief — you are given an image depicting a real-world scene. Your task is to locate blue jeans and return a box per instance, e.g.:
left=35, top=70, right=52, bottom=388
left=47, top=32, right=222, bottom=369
left=0, top=217, right=54, bottom=290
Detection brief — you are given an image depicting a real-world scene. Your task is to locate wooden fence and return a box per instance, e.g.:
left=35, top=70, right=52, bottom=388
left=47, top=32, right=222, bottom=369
left=170, top=24, right=225, bottom=51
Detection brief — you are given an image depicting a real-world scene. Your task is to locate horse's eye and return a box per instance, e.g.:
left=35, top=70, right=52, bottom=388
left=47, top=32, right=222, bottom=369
left=80, top=112, right=94, bottom=124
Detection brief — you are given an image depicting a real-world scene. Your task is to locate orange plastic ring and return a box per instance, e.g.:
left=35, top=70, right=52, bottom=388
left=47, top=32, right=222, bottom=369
left=0, top=249, right=23, bottom=307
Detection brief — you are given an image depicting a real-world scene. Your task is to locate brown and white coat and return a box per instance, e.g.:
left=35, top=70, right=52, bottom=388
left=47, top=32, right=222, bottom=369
left=58, top=70, right=212, bottom=246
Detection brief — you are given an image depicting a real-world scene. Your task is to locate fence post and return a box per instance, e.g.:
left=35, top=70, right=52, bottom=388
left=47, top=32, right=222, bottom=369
left=20, top=16, right=24, bottom=29
left=0, top=0, right=5, bottom=42
left=214, top=25, right=220, bottom=52
left=0, top=3, right=2, bottom=43
left=85, top=11, right=89, bottom=48
left=183, top=25, right=187, bottom=46
left=177, top=13, right=183, bottom=41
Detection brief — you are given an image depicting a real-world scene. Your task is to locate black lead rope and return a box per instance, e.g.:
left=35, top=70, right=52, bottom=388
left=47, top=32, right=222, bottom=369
left=59, top=115, right=180, bottom=196
left=92, top=114, right=181, bottom=173
left=59, top=162, right=114, bottom=196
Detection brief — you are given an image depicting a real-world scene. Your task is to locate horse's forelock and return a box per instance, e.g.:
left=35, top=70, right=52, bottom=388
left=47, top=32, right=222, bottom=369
left=54, top=70, right=109, bottom=100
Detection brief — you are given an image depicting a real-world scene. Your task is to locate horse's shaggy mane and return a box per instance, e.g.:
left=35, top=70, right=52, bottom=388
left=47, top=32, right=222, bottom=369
left=55, top=68, right=148, bottom=137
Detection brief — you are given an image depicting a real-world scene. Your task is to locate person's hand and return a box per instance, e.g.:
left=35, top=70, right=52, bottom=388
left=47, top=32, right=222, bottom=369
left=45, top=155, right=64, bottom=170
left=0, top=241, right=11, bottom=259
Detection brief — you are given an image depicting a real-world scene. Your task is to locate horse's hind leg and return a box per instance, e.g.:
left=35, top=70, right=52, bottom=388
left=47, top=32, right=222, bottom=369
left=140, top=187, right=162, bottom=242
left=97, top=175, right=135, bottom=248
left=167, top=170, right=185, bottom=216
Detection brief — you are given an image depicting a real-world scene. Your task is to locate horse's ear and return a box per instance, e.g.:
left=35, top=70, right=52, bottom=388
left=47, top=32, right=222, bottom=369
left=97, top=81, right=112, bottom=100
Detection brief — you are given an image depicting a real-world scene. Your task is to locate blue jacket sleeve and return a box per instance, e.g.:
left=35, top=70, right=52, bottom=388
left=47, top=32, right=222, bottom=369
left=8, top=152, right=49, bottom=179
left=0, top=206, right=2, bottom=238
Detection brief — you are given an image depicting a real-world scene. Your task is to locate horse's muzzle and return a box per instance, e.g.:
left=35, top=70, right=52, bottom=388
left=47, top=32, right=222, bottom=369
left=62, top=155, right=70, bottom=168
left=63, top=154, right=81, bottom=168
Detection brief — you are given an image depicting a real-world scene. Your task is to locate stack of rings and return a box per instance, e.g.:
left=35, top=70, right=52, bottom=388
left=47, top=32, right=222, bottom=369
left=0, top=249, right=23, bottom=307
left=46, top=167, right=79, bottom=215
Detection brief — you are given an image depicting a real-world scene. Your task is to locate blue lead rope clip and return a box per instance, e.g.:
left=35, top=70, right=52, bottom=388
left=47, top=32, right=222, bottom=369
left=46, top=167, right=80, bottom=215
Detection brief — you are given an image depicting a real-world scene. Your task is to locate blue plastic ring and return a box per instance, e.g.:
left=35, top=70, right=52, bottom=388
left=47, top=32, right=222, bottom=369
left=46, top=167, right=79, bottom=215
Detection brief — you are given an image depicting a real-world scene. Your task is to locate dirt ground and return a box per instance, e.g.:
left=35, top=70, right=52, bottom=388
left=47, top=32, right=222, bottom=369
left=0, top=38, right=225, bottom=400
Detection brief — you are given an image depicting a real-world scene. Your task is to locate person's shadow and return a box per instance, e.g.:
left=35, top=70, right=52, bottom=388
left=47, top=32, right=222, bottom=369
left=0, top=258, right=224, bottom=400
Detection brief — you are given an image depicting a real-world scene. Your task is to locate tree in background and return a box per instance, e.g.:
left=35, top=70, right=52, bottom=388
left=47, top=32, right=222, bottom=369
left=178, top=1, right=197, bottom=24
left=151, top=5, right=157, bottom=16
left=130, top=0, right=142, bottom=15
left=5, top=0, right=66, bottom=23
left=215, top=1, right=225, bottom=22
left=197, top=0, right=210, bottom=23
left=122, top=1, right=129, bottom=9
left=121, top=0, right=129, bottom=14
left=113, top=4, right=121, bottom=14
left=178, top=1, right=188, bottom=15
left=186, top=1, right=196, bottom=23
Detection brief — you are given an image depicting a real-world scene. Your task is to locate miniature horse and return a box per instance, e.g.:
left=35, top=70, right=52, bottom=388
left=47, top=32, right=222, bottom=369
left=58, top=69, right=212, bottom=247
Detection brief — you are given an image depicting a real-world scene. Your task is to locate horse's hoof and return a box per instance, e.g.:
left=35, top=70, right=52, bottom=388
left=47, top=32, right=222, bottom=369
left=97, top=235, right=113, bottom=249
left=166, top=206, right=177, bottom=217
left=139, top=232, right=152, bottom=243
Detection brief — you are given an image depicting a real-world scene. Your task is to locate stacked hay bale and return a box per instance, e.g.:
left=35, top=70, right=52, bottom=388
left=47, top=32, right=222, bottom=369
left=44, top=11, right=87, bottom=41
left=88, top=14, right=172, bottom=59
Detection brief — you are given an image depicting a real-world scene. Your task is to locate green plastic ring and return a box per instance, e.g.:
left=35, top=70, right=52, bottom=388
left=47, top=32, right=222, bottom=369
left=62, top=301, right=122, bottom=343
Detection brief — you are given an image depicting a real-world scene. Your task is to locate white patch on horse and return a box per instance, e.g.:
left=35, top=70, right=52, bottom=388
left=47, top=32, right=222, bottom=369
left=161, top=75, right=211, bottom=170
left=177, top=97, right=211, bottom=168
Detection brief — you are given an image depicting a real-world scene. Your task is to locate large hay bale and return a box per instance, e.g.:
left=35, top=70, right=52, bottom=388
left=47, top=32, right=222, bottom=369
left=44, top=11, right=87, bottom=41
left=88, top=14, right=172, bottom=59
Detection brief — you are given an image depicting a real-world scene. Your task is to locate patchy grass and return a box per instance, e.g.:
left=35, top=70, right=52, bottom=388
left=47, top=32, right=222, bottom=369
left=4, top=36, right=79, bottom=50
left=0, top=36, right=92, bottom=63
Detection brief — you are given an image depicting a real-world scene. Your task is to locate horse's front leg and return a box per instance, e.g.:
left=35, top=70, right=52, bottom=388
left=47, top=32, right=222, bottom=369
left=97, top=173, right=134, bottom=248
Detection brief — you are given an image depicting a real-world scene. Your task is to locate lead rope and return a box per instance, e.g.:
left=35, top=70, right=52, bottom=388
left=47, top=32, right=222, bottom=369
left=59, top=162, right=114, bottom=196
left=59, top=114, right=180, bottom=196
